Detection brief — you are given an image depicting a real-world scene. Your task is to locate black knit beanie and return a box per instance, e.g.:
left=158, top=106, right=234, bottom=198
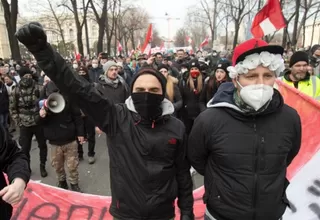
left=189, top=59, right=200, bottom=70
left=18, top=66, right=32, bottom=78
left=157, top=64, right=169, bottom=71
left=289, top=51, right=309, bottom=67
left=130, top=67, right=167, bottom=98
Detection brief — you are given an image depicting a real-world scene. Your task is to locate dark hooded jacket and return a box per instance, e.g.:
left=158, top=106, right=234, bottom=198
left=38, top=81, right=84, bottom=145
left=0, top=125, right=30, bottom=220
left=94, top=75, right=129, bottom=104
left=188, top=82, right=301, bottom=220
left=30, top=44, right=194, bottom=220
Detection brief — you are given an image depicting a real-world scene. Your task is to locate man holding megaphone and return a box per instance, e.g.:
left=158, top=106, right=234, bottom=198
left=39, top=92, right=66, bottom=113
left=37, top=79, right=85, bottom=192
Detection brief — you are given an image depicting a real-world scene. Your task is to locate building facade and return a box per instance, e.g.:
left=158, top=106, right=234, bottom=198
left=0, top=4, right=11, bottom=59
left=18, top=13, right=100, bottom=57
left=304, top=20, right=320, bottom=47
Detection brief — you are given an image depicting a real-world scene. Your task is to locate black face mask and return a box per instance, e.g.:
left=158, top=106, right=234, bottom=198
left=20, top=77, right=34, bottom=88
left=131, top=92, right=163, bottom=120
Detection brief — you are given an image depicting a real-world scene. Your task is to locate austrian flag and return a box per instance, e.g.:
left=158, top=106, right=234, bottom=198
left=251, top=0, right=286, bottom=38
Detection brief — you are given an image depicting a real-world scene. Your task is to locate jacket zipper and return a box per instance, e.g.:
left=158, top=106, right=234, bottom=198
left=252, top=119, right=258, bottom=220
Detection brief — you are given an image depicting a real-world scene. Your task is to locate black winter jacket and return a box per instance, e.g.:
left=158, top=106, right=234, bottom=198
left=0, top=125, right=30, bottom=220
left=0, top=82, right=9, bottom=114
left=31, top=44, right=194, bottom=220
left=94, top=75, right=129, bottom=104
left=188, top=82, right=301, bottom=220
left=38, top=81, right=84, bottom=145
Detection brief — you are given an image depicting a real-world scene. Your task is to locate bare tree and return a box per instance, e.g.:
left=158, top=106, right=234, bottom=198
left=215, top=3, right=232, bottom=49
left=90, top=0, right=108, bottom=54
left=184, top=12, right=208, bottom=49
left=104, top=0, right=120, bottom=54
left=27, top=0, right=69, bottom=56
left=174, top=28, right=187, bottom=47
left=291, top=0, right=301, bottom=49
left=224, top=0, right=257, bottom=48
left=121, top=6, right=149, bottom=50
left=185, top=0, right=222, bottom=46
left=280, top=0, right=296, bottom=49
left=199, top=0, right=221, bottom=45
left=60, top=0, right=91, bottom=55
left=151, top=29, right=162, bottom=47
left=1, top=0, right=20, bottom=59
left=309, top=3, right=320, bottom=45
left=298, top=0, right=320, bottom=47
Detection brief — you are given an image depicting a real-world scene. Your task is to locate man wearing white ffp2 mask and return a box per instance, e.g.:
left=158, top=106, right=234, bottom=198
left=235, top=67, right=275, bottom=111
left=189, top=38, right=301, bottom=220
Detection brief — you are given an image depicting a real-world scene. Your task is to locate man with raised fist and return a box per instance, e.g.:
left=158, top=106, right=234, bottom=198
left=16, top=22, right=194, bottom=220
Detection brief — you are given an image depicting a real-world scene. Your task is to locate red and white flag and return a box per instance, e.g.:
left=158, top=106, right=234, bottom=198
left=199, top=36, right=209, bottom=50
left=136, top=40, right=141, bottom=51
left=251, top=0, right=286, bottom=38
left=142, top=24, right=153, bottom=53
left=143, top=43, right=151, bottom=56
left=186, top=36, right=192, bottom=45
left=128, top=49, right=135, bottom=57
left=117, top=41, right=123, bottom=53
left=160, top=41, right=165, bottom=52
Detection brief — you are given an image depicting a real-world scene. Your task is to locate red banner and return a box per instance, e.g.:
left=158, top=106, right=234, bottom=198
left=10, top=80, right=320, bottom=219
left=275, top=79, right=320, bottom=180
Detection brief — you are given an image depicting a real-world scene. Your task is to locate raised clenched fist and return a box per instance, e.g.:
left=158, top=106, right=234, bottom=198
left=15, top=22, right=47, bottom=52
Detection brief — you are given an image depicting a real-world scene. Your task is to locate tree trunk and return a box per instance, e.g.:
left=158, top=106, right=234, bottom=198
left=83, top=0, right=90, bottom=57
left=114, top=18, right=118, bottom=55
left=124, top=35, right=128, bottom=55
left=90, top=0, right=107, bottom=54
left=310, top=4, right=320, bottom=45
left=70, top=0, right=84, bottom=55
left=97, top=19, right=105, bottom=53
left=282, top=27, right=288, bottom=48
left=130, top=31, right=135, bottom=50
left=233, top=21, right=240, bottom=49
left=1, top=0, right=21, bottom=60
left=48, top=0, right=67, bottom=56
left=106, top=30, right=112, bottom=54
left=291, top=0, right=300, bottom=49
left=225, top=17, right=228, bottom=49
left=302, top=23, right=306, bottom=47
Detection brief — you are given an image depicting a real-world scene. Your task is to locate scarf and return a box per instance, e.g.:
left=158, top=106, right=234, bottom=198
left=100, top=75, right=120, bottom=88
left=233, top=89, right=270, bottom=115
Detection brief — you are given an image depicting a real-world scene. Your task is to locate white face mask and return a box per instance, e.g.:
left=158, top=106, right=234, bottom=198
left=73, top=64, right=78, bottom=69
left=92, top=64, right=98, bottom=68
left=237, top=81, right=274, bottom=111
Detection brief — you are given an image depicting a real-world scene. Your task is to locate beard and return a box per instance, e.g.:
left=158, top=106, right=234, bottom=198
left=293, top=72, right=306, bottom=81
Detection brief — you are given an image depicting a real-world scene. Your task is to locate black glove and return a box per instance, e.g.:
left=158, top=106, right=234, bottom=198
left=15, top=22, right=47, bottom=52
left=180, top=214, right=194, bottom=220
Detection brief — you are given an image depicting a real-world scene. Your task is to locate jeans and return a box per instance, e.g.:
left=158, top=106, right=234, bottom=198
left=0, top=113, right=8, bottom=129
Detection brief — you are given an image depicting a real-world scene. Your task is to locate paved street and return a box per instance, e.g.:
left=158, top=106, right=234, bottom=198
left=14, top=132, right=204, bottom=196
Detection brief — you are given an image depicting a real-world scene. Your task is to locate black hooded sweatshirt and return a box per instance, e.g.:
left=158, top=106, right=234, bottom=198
left=30, top=44, right=193, bottom=220
left=188, top=82, right=301, bottom=220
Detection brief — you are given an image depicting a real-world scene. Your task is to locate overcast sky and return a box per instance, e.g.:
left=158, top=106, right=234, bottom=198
left=18, top=0, right=196, bottom=38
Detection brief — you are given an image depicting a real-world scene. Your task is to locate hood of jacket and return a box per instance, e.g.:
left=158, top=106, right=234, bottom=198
left=206, top=82, right=284, bottom=118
